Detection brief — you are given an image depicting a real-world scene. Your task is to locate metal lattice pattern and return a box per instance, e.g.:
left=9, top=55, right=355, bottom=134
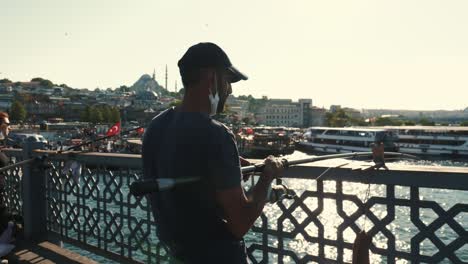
left=247, top=179, right=468, bottom=264
left=13, top=153, right=463, bottom=264
left=2, top=153, right=24, bottom=217
left=45, top=162, right=169, bottom=263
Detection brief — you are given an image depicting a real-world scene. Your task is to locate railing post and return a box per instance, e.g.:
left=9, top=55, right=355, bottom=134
left=22, top=141, right=47, bottom=241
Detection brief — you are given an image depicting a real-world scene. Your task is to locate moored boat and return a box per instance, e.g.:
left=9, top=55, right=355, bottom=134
left=378, top=126, right=468, bottom=157
left=236, top=126, right=296, bottom=158
left=297, top=127, right=399, bottom=154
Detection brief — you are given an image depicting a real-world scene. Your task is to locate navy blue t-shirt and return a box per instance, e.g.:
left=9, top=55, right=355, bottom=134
left=142, top=108, right=242, bottom=245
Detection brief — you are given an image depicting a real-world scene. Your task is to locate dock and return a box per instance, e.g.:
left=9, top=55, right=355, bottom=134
left=8, top=240, right=97, bottom=264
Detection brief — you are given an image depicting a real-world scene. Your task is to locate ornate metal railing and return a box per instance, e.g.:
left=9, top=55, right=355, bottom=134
left=2, top=149, right=23, bottom=218
left=248, top=166, right=468, bottom=264
left=2, top=145, right=468, bottom=263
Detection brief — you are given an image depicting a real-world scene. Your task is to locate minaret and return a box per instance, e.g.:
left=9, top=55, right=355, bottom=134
left=165, top=64, right=168, bottom=90
left=152, top=69, right=156, bottom=81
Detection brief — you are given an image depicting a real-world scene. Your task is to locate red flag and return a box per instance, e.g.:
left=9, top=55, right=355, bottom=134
left=106, top=122, right=121, bottom=136
left=136, top=127, right=145, bottom=135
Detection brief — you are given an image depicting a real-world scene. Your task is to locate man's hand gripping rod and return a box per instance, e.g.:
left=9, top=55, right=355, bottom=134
left=129, top=152, right=419, bottom=197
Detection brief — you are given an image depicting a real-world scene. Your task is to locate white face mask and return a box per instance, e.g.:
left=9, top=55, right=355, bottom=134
left=208, top=73, right=220, bottom=117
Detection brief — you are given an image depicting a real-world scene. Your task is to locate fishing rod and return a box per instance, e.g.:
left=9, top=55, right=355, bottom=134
left=241, top=152, right=418, bottom=174
left=64, top=126, right=144, bottom=151
left=129, top=151, right=419, bottom=197
left=0, top=155, right=49, bottom=173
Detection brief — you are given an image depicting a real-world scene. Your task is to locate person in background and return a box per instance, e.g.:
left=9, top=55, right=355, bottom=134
left=0, top=112, right=12, bottom=236
left=366, top=141, right=388, bottom=171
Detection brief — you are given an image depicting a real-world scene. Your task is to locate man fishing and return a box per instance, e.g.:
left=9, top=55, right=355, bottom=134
left=142, top=42, right=283, bottom=263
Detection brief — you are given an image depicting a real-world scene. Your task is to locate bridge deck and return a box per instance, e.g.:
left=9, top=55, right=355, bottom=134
left=7, top=240, right=97, bottom=264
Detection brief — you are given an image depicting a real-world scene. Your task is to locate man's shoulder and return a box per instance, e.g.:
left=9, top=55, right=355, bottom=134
left=209, top=119, right=235, bottom=138
left=147, top=108, right=175, bottom=130
left=143, top=108, right=175, bottom=144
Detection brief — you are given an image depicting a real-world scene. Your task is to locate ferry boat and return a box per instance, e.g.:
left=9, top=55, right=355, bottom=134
left=378, top=126, right=468, bottom=156
left=298, top=127, right=399, bottom=154
left=236, top=126, right=296, bottom=158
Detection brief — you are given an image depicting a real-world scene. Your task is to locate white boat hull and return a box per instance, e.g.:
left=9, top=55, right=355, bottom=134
left=297, top=142, right=371, bottom=153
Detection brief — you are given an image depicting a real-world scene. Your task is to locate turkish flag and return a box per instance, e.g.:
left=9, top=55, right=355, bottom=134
left=106, top=122, right=121, bottom=136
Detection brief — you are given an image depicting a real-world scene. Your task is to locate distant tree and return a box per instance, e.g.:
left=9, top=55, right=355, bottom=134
left=10, top=100, right=27, bottom=122
left=351, top=118, right=368, bottom=126
left=89, top=106, right=103, bottom=124
left=334, top=109, right=348, bottom=126
left=31, top=77, right=44, bottom=82
left=403, top=120, right=416, bottom=126
left=80, top=106, right=91, bottom=122
left=101, top=105, right=111, bottom=123
left=117, top=85, right=130, bottom=93
left=419, top=118, right=435, bottom=126
left=460, top=121, right=468, bottom=126
left=39, top=79, right=54, bottom=88
left=0, top=78, right=11, bottom=84
left=110, top=107, right=120, bottom=123
left=323, top=108, right=367, bottom=127
left=374, top=117, right=403, bottom=126
left=247, top=95, right=268, bottom=113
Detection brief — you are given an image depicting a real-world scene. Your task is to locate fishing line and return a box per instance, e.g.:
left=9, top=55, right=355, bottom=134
left=315, top=162, right=349, bottom=181
left=362, top=176, right=372, bottom=232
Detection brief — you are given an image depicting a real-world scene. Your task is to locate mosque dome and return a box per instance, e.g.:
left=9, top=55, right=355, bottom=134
left=136, top=90, right=159, bottom=100
left=131, top=74, right=163, bottom=96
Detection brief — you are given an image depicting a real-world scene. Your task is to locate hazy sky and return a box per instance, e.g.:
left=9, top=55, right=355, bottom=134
left=1, top=0, right=468, bottom=110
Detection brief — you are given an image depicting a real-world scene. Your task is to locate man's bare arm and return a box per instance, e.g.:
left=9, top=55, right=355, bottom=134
left=215, top=157, right=282, bottom=239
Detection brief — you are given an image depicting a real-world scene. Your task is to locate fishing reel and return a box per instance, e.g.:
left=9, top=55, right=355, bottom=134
left=267, top=178, right=297, bottom=204
left=242, top=158, right=296, bottom=204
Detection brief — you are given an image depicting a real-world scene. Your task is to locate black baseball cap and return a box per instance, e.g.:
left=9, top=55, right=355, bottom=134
left=178, top=42, right=248, bottom=83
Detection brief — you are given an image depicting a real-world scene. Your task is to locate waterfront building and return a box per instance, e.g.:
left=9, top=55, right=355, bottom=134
left=257, top=98, right=312, bottom=127
left=131, top=90, right=160, bottom=110
left=0, top=84, right=13, bottom=94
left=25, top=101, right=57, bottom=115
left=225, top=95, right=249, bottom=120
left=29, top=86, right=56, bottom=96
left=342, top=107, right=362, bottom=119
left=62, top=101, right=87, bottom=120
left=0, top=93, right=13, bottom=110
left=309, top=106, right=327, bottom=126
